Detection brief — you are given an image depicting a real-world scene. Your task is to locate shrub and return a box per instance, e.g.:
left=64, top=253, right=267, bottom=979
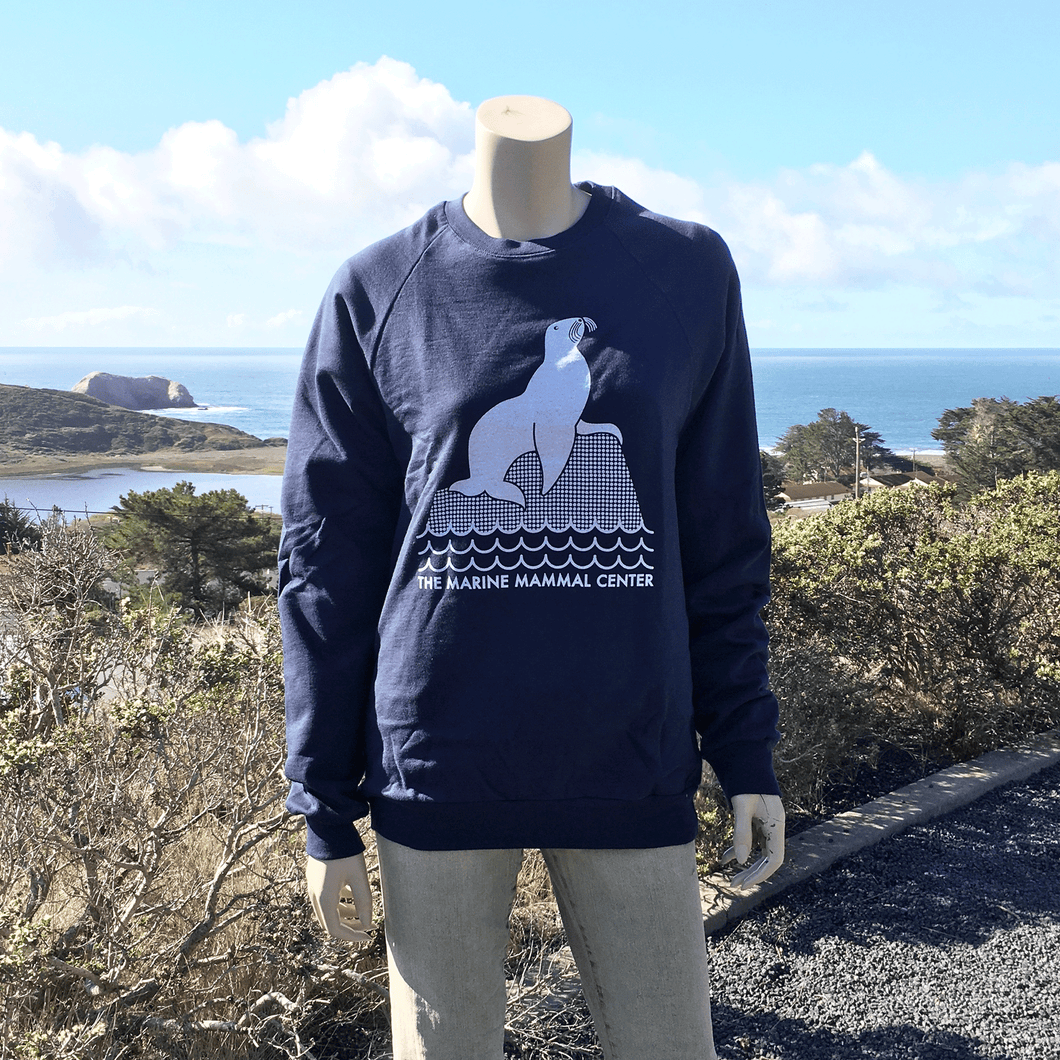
left=0, top=525, right=388, bottom=1058
left=0, top=513, right=122, bottom=736
left=760, top=473, right=1060, bottom=816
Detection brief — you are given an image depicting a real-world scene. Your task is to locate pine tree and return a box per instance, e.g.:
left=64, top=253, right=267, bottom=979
left=108, top=481, right=280, bottom=615
left=932, top=395, right=1060, bottom=490
left=0, top=497, right=42, bottom=554
left=777, top=408, right=891, bottom=481
left=759, top=451, right=786, bottom=510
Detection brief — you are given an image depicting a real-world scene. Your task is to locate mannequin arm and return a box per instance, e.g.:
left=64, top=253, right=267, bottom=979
left=305, top=853, right=374, bottom=942
left=721, top=793, right=785, bottom=890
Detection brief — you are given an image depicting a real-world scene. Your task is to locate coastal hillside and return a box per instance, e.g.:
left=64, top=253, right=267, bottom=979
left=0, top=384, right=278, bottom=460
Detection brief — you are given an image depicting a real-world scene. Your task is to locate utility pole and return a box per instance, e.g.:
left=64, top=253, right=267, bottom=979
left=854, top=428, right=861, bottom=500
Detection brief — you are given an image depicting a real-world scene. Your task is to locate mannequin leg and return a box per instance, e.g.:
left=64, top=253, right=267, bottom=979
left=542, top=843, right=718, bottom=1060
left=375, top=835, right=523, bottom=1060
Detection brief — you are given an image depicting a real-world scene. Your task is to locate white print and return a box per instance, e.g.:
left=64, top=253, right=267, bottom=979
left=448, top=317, right=622, bottom=507
left=416, top=316, right=656, bottom=593
left=595, top=573, right=654, bottom=588
left=435, top=570, right=654, bottom=591
left=443, top=574, right=511, bottom=591
left=417, top=553, right=653, bottom=574
left=513, top=573, right=593, bottom=589
left=418, top=535, right=654, bottom=556
left=425, top=513, right=651, bottom=536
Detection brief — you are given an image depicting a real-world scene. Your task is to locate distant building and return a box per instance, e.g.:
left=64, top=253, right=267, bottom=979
left=778, top=481, right=851, bottom=510
left=860, top=470, right=950, bottom=493
left=860, top=472, right=914, bottom=492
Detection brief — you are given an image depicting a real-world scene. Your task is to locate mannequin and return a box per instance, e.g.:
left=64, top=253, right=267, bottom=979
left=283, top=95, right=786, bottom=1058
left=299, top=93, right=785, bottom=959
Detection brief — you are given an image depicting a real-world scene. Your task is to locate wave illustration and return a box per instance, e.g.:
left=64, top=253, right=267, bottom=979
left=417, top=535, right=655, bottom=557
left=417, top=553, right=655, bottom=575
left=416, top=517, right=654, bottom=539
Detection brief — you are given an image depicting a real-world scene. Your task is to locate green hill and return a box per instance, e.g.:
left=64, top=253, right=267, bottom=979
left=0, top=384, right=276, bottom=459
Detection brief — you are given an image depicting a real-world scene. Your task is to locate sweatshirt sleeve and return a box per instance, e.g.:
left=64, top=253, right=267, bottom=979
left=676, top=255, right=782, bottom=801
left=279, top=277, right=404, bottom=860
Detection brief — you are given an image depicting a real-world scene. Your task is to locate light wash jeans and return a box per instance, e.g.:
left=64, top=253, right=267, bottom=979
left=376, top=836, right=718, bottom=1060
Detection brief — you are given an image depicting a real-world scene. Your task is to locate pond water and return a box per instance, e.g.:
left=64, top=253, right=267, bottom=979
left=0, top=467, right=283, bottom=519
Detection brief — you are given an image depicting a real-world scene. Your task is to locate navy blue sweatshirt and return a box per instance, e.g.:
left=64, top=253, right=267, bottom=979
left=279, top=182, right=781, bottom=861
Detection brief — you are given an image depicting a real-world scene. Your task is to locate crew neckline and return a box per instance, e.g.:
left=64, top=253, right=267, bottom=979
left=445, top=181, right=611, bottom=257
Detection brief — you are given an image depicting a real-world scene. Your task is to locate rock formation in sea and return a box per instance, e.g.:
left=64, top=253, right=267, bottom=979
left=72, top=372, right=196, bottom=410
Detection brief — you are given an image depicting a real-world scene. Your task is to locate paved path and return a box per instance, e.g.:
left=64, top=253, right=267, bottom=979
left=705, top=760, right=1060, bottom=1060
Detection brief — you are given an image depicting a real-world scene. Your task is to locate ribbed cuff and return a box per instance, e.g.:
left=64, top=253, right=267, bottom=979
left=305, top=818, right=367, bottom=861
left=706, top=740, right=781, bottom=802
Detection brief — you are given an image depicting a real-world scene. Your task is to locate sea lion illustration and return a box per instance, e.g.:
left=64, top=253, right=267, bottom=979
left=449, top=316, right=623, bottom=507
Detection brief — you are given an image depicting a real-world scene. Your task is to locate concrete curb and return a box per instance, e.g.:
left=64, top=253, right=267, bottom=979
left=701, top=729, right=1060, bottom=935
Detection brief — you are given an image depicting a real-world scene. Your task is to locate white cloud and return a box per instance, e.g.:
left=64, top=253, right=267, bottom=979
left=709, top=152, right=1060, bottom=294
left=265, top=309, right=302, bottom=329
left=0, top=57, right=1057, bottom=346
left=22, top=305, right=156, bottom=331
left=573, top=151, right=710, bottom=224
left=0, top=57, right=474, bottom=274
left=0, top=131, right=103, bottom=267
left=566, top=150, right=1059, bottom=300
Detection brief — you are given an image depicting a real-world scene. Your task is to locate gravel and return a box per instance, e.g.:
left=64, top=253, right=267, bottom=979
left=707, top=762, right=1060, bottom=1060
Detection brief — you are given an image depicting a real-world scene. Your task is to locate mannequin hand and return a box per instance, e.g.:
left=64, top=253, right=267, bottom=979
left=305, top=853, right=374, bottom=942
left=721, top=793, right=785, bottom=891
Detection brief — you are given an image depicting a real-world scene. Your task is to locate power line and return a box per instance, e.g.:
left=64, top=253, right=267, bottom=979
left=1, top=504, right=274, bottom=517
left=1, top=506, right=116, bottom=516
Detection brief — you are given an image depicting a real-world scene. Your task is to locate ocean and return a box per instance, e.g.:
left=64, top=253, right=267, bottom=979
left=2, top=346, right=1059, bottom=515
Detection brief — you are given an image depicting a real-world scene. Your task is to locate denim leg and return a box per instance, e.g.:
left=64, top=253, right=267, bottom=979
left=376, top=835, right=523, bottom=1060
left=542, top=844, right=718, bottom=1060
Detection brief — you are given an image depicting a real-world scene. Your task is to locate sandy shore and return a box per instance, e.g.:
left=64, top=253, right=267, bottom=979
left=0, top=445, right=287, bottom=478
left=0, top=445, right=949, bottom=482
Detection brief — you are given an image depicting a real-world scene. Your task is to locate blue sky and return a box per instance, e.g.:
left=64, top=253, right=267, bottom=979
left=2, top=0, right=1058, bottom=347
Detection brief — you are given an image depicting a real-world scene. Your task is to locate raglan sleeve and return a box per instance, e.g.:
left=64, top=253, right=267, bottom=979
left=278, top=272, right=404, bottom=860
left=675, top=240, right=782, bottom=801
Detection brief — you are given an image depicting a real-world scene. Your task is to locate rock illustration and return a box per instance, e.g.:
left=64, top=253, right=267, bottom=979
left=71, top=372, right=196, bottom=410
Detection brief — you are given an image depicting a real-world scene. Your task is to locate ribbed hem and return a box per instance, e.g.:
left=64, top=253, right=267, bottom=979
left=369, top=793, right=698, bottom=852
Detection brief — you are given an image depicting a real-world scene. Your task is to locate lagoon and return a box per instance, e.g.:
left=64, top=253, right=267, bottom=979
left=0, top=467, right=283, bottom=518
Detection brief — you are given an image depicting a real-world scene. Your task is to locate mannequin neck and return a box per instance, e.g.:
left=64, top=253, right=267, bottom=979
left=462, top=95, right=591, bottom=242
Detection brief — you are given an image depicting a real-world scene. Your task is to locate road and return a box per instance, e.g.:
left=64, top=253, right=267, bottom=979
left=707, top=762, right=1060, bottom=1060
